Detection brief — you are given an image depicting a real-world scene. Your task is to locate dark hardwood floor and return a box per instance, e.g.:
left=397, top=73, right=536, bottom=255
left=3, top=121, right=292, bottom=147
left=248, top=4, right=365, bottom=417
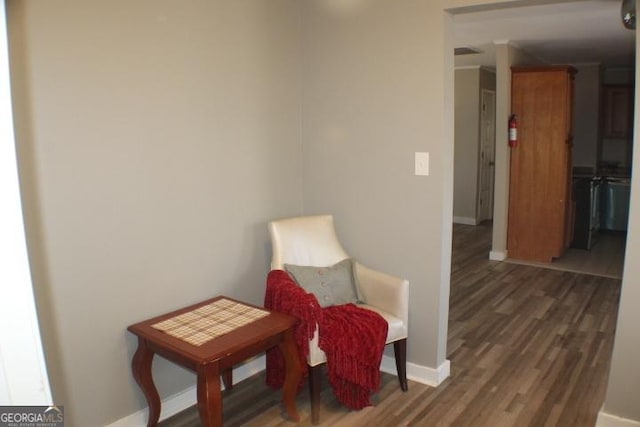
left=161, top=222, right=621, bottom=426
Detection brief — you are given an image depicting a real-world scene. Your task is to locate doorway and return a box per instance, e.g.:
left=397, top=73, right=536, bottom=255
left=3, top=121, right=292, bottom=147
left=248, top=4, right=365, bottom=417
left=452, top=1, right=634, bottom=278
left=477, top=89, right=496, bottom=223
left=453, top=67, right=496, bottom=226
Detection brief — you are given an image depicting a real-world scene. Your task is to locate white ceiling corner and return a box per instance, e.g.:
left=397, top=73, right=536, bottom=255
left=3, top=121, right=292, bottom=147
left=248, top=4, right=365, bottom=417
left=453, top=0, right=636, bottom=69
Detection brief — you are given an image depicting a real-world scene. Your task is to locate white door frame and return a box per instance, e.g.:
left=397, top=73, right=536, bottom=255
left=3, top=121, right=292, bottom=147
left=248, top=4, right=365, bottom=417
left=477, top=89, right=496, bottom=223
left=0, top=0, right=52, bottom=405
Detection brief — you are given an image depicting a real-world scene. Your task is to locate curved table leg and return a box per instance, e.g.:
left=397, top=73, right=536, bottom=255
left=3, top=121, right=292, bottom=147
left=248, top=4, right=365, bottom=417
left=221, top=368, right=233, bottom=391
left=278, top=329, right=302, bottom=422
left=197, top=363, right=222, bottom=427
left=131, top=338, right=160, bottom=427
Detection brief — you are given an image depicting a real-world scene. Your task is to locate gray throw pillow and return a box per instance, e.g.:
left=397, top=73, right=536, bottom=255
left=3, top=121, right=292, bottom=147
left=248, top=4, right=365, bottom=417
left=284, top=258, right=360, bottom=308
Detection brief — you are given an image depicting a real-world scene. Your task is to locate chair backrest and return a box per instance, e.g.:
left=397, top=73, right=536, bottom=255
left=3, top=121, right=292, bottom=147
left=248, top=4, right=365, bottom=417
left=269, top=215, right=350, bottom=269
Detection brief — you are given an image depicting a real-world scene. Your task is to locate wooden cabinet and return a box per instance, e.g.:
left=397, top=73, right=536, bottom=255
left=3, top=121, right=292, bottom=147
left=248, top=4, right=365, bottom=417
left=602, top=85, right=633, bottom=139
left=508, top=66, right=576, bottom=262
left=599, top=85, right=634, bottom=172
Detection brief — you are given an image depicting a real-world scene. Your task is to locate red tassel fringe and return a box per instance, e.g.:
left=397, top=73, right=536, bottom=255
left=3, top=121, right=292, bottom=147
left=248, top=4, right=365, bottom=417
left=264, top=269, right=318, bottom=389
left=264, top=270, right=388, bottom=410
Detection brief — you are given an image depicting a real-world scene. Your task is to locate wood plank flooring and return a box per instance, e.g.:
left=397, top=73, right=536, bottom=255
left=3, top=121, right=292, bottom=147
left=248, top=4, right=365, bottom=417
left=160, top=222, right=621, bottom=427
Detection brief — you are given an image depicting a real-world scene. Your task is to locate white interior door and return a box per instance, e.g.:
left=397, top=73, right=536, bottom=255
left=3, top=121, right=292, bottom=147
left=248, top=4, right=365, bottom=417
left=478, top=89, right=496, bottom=222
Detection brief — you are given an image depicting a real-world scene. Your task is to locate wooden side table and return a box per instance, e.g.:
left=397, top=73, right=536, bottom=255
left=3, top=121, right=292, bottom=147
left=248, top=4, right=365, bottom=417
left=127, top=296, right=302, bottom=427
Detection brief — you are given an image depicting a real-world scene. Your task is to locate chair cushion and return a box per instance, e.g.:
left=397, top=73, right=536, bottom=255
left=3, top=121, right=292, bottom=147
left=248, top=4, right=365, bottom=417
left=285, top=258, right=360, bottom=308
left=358, top=304, right=407, bottom=343
left=307, top=304, right=406, bottom=366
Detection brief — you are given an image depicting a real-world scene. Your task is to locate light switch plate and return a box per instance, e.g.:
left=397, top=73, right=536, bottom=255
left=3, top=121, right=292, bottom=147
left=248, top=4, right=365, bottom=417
left=415, top=152, right=429, bottom=176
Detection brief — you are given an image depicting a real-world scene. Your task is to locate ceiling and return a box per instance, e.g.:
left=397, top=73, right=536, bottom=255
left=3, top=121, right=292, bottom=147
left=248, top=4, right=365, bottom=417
left=453, top=0, right=636, bottom=69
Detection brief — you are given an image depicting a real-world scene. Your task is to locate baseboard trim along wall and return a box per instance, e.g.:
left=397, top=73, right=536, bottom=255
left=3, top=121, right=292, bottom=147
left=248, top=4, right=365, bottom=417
left=108, top=355, right=450, bottom=426
left=453, top=216, right=477, bottom=226
left=597, top=410, right=640, bottom=427
left=489, top=250, right=507, bottom=261
left=380, top=356, right=451, bottom=387
left=106, top=356, right=266, bottom=427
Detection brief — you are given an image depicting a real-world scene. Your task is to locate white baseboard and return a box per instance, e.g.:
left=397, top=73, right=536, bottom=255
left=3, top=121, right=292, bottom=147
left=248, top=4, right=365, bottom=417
left=453, top=216, right=478, bottom=226
left=489, top=250, right=507, bottom=261
left=597, top=410, right=640, bottom=427
left=107, top=356, right=266, bottom=427
left=380, top=356, right=450, bottom=387
left=110, top=354, right=450, bottom=426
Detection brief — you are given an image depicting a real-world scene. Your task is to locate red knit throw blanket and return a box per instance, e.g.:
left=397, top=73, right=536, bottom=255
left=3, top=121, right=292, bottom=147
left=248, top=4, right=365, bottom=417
left=264, top=269, right=388, bottom=410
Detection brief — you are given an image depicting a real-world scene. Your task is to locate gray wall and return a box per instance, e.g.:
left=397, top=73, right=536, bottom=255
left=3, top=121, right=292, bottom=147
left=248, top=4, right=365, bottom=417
left=8, top=1, right=302, bottom=425
left=301, top=0, right=454, bottom=368
left=604, top=67, right=634, bottom=85
left=454, top=68, right=481, bottom=223
left=8, top=0, right=640, bottom=425
left=480, top=67, right=497, bottom=93
left=454, top=67, right=496, bottom=224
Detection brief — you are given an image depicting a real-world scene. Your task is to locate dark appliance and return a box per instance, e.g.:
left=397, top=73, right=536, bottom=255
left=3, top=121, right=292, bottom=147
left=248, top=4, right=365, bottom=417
left=572, top=177, right=602, bottom=250
left=602, top=177, right=631, bottom=231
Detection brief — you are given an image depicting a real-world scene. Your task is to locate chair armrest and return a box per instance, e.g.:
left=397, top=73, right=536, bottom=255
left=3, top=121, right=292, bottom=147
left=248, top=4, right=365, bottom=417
left=355, top=263, right=409, bottom=330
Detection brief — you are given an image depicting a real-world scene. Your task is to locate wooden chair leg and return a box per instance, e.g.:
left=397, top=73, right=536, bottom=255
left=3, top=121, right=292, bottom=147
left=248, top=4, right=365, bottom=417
left=394, top=339, right=408, bottom=391
left=308, top=364, right=322, bottom=425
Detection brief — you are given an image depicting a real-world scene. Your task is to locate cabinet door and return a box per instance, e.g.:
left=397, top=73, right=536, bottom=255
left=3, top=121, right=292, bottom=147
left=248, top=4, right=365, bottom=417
left=563, top=73, right=575, bottom=250
left=602, top=86, right=632, bottom=138
left=508, top=68, right=574, bottom=262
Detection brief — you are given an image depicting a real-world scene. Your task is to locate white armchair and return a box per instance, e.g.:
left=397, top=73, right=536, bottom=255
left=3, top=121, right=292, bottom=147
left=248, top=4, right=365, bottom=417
left=269, top=214, right=409, bottom=424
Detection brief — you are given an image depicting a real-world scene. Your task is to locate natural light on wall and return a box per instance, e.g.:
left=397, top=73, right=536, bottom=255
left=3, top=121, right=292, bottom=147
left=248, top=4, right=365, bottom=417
left=0, top=1, right=52, bottom=404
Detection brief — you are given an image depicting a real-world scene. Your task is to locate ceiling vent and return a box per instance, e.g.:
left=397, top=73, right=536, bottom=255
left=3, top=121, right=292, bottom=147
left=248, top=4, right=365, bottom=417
left=454, top=46, right=482, bottom=56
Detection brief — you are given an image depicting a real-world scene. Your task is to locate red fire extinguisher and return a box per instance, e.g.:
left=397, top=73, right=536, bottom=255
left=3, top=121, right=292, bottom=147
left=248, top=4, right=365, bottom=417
left=508, top=114, right=518, bottom=148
